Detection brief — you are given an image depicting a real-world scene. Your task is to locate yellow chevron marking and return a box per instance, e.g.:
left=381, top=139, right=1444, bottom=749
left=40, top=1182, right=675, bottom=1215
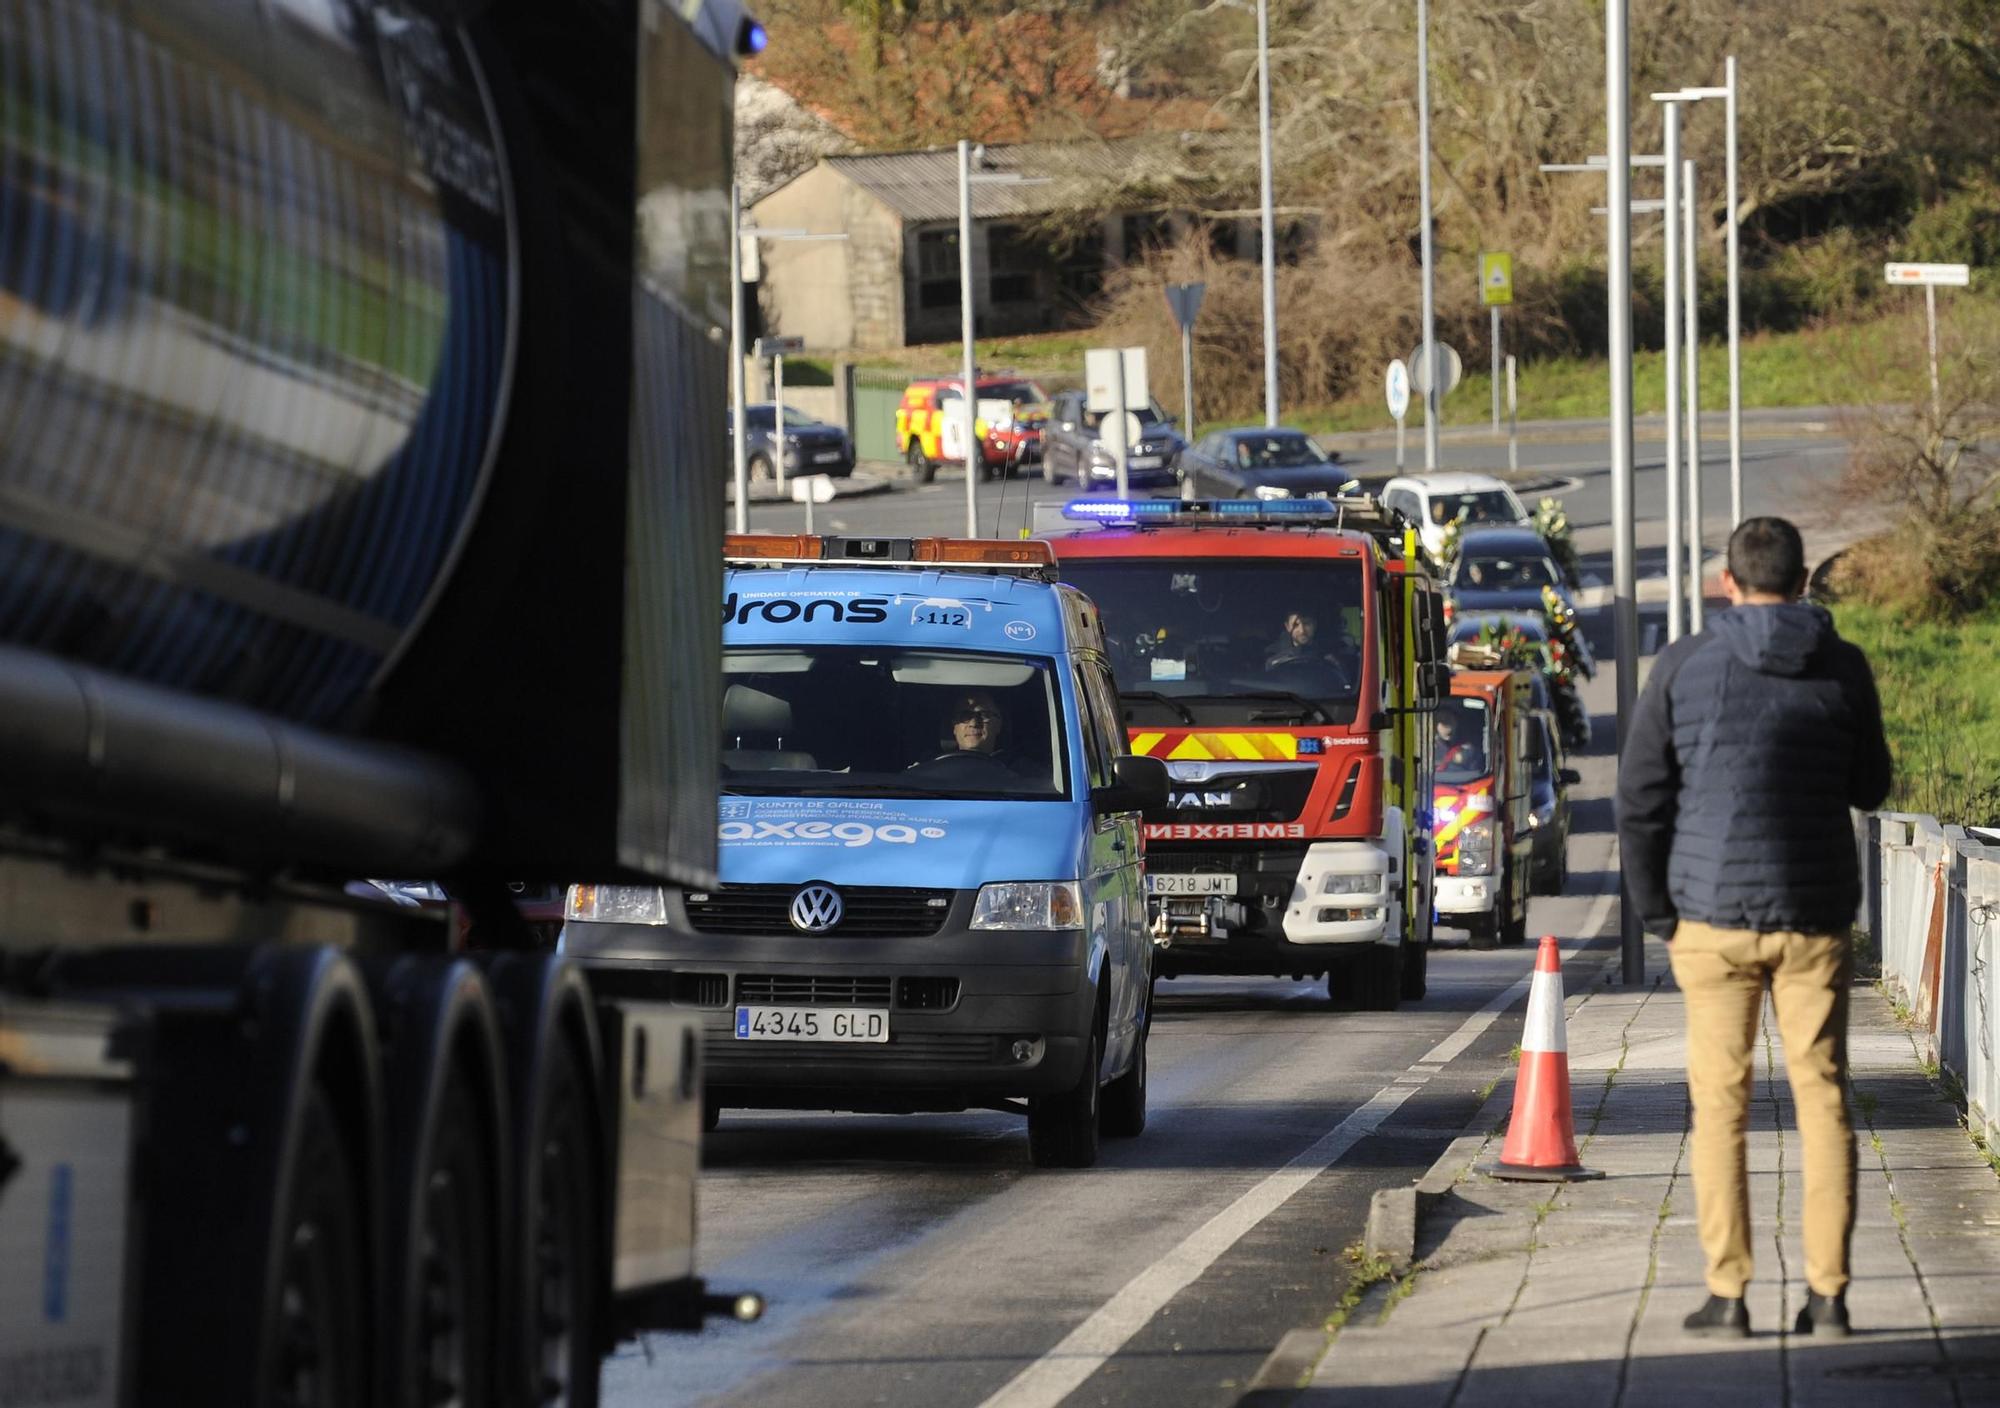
left=1129, top=731, right=1167, bottom=756
left=1151, top=732, right=1301, bottom=762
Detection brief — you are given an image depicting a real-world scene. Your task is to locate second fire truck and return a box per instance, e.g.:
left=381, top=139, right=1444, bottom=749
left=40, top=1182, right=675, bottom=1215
left=1049, top=498, right=1449, bottom=1010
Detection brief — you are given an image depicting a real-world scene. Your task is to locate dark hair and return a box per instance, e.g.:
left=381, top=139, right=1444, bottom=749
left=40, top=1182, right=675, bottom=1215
left=1726, top=517, right=1806, bottom=597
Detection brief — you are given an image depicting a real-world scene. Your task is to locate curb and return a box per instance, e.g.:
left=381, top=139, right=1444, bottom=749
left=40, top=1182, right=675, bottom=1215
left=1234, top=942, right=1626, bottom=1405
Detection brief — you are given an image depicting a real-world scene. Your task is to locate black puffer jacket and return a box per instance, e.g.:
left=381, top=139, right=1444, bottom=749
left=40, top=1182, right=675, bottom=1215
left=1616, top=604, right=1892, bottom=937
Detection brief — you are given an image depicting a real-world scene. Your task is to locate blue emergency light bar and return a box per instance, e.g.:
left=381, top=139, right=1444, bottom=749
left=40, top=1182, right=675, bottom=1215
left=1061, top=497, right=1346, bottom=526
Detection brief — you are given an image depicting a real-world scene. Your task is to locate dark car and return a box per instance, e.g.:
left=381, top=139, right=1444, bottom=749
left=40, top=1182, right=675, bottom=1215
left=1041, top=390, right=1186, bottom=490
left=728, top=402, right=854, bottom=480
left=1524, top=710, right=1579, bottom=894
left=1174, top=426, right=1354, bottom=500
left=1448, top=526, right=1576, bottom=611
left=1447, top=525, right=1595, bottom=676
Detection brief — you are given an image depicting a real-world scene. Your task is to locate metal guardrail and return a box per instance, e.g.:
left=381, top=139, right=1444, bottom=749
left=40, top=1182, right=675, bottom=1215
left=1866, top=813, right=2000, bottom=1145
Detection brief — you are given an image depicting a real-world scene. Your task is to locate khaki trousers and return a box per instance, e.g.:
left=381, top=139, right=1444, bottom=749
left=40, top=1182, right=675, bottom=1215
left=1668, top=920, right=1855, bottom=1299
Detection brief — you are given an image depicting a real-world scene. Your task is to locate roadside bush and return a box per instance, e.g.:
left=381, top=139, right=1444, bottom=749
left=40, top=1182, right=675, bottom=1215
left=1904, top=181, right=2000, bottom=278
left=1834, top=301, right=2000, bottom=617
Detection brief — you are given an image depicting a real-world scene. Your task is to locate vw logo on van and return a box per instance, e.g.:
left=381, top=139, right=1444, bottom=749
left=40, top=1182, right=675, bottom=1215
left=789, top=883, right=844, bottom=933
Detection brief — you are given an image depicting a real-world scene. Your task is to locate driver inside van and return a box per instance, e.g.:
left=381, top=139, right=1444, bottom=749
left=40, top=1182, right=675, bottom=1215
left=947, top=689, right=1005, bottom=755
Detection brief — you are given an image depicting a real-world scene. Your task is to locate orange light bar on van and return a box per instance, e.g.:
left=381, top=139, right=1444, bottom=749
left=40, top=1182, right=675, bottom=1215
left=913, top=539, right=1056, bottom=567
left=724, top=533, right=821, bottom=560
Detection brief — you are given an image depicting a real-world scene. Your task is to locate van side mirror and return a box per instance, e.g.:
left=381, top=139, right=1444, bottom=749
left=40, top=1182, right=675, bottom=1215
left=1096, top=754, right=1169, bottom=813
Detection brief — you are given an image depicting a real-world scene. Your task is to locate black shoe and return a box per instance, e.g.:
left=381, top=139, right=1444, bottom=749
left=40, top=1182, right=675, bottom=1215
left=1794, top=1291, right=1851, bottom=1338
left=1683, top=1294, right=1751, bottom=1338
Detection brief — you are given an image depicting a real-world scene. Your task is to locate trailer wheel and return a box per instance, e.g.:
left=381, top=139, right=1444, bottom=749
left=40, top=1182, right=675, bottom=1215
left=530, top=1033, right=603, bottom=1408
left=271, top=1087, right=369, bottom=1408
left=404, top=1073, right=498, bottom=1408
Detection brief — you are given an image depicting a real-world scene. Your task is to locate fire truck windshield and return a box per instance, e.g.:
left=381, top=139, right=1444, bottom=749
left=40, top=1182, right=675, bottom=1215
left=1059, top=558, right=1366, bottom=725
left=1434, top=695, right=1492, bottom=783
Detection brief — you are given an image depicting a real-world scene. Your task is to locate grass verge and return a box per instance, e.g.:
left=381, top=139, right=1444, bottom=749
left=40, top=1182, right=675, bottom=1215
left=1832, top=600, right=2000, bottom=825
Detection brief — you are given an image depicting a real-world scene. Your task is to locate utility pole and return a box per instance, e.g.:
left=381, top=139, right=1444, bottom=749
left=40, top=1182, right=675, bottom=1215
left=729, top=181, right=749, bottom=533
left=1256, top=0, right=1278, bottom=426
left=1606, top=0, right=1642, bottom=986
left=958, top=140, right=979, bottom=539
left=1661, top=103, right=1684, bottom=643
left=1684, top=158, right=1705, bottom=634
left=1416, top=0, right=1440, bottom=468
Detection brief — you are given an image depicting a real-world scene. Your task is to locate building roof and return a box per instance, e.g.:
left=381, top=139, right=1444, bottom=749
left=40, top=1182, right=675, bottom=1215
left=803, top=133, right=1253, bottom=225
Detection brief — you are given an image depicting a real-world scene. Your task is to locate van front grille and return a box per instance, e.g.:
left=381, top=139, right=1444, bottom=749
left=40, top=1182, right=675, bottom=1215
left=684, top=885, right=952, bottom=937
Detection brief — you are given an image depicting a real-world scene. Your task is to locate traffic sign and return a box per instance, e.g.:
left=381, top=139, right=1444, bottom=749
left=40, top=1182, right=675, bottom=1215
left=1406, top=342, right=1463, bottom=396
left=1480, top=251, right=1514, bottom=306
left=1884, top=262, right=1969, bottom=287
left=1085, top=347, right=1150, bottom=413
left=1385, top=359, right=1411, bottom=421
left=1163, top=282, right=1207, bottom=331
left=754, top=335, right=806, bottom=356
left=790, top=474, right=836, bottom=504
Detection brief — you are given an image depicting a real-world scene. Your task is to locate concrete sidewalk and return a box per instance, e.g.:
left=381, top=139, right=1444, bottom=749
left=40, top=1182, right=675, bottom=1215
left=1255, top=938, right=2000, bottom=1407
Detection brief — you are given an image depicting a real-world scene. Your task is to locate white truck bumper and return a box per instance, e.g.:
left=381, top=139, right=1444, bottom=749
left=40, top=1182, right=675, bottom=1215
left=1282, top=841, right=1400, bottom=947
left=1435, top=873, right=1496, bottom=918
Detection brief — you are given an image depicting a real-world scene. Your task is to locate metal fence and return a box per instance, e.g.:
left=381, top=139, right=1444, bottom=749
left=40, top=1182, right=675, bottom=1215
left=1867, top=813, right=2000, bottom=1144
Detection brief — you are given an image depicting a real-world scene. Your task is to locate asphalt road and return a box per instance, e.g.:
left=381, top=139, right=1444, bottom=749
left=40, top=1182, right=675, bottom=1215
left=744, top=419, right=1858, bottom=573
left=604, top=676, right=1635, bottom=1408
left=667, top=423, right=1848, bottom=1408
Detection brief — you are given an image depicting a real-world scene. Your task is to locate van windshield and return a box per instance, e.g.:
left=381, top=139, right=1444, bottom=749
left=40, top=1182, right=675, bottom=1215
left=719, top=647, right=1069, bottom=800
left=1055, top=558, right=1366, bottom=725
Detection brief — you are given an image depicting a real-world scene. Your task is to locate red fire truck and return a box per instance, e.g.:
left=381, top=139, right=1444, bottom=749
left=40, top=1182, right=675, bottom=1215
left=1049, top=498, right=1449, bottom=1010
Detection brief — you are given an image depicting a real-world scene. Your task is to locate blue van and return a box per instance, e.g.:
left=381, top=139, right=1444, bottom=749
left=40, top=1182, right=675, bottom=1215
left=564, top=536, right=1168, bottom=1168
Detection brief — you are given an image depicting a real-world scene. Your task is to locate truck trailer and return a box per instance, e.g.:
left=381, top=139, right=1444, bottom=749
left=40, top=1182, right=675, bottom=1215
left=0, top=2, right=759, bottom=1404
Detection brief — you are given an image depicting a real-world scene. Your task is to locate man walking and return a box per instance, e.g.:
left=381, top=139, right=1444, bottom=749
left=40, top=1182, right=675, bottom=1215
left=1617, top=517, right=1892, bottom=1339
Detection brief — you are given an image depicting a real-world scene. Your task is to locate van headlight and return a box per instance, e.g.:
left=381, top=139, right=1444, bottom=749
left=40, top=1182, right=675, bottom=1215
left=1457, top=818, right=1495, bottom=876
left=1254, top=484, right=1292, bottom=501
left=566, top=884, right=670, bottom=924
left=1322, top=873, right=1382, bottom=895
left=970, top=881, right=1084, bottom=930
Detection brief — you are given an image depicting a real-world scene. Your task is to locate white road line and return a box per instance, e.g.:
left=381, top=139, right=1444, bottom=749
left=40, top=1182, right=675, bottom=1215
left=978, top=883, right=1629, bottom=1408
left=975, top=1081, right=1422, bottom=1408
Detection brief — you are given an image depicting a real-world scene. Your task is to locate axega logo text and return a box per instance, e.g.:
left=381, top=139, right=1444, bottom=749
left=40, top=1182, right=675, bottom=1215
left=719, top=819, right=949, bottom=847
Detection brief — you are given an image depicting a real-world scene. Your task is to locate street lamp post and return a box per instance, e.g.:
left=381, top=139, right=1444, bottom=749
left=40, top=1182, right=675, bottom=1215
left=1256, top=0, right=1278, bottom=426
left=952, top=144, right=1048, bottom=538
left=1416, top=0, right=1440, bottom=468
left=1654, top=66, right=1741, bottom=526
left=958, top=139, right=978, bottom=540
left=1605, top=0, right=1641, bottom=986
left=729, top=197, right=845, bottom=531
left=729, top=181, right=749, bottom=533
left=1659, top=102, right=1685, bottom=643
left=1683, top=157, right=1705, bottom=633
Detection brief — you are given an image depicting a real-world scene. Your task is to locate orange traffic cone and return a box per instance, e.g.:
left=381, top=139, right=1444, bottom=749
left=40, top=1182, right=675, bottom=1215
left=1479, top=935, right=1604, bottom=1182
